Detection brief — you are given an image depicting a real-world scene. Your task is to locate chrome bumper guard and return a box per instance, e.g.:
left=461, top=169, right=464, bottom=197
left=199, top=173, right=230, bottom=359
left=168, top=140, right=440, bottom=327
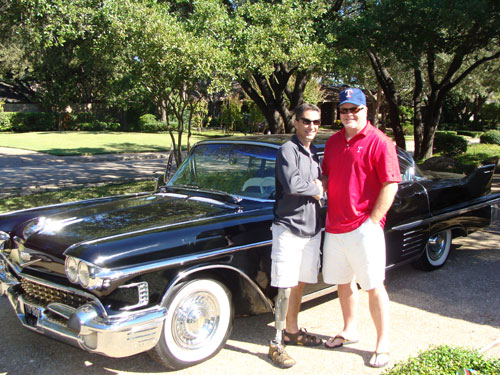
left=0, top=264, right=166, bottom=358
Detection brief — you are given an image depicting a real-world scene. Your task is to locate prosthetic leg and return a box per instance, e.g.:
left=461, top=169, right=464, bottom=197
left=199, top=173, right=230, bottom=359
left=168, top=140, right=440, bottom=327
left=268, top=287, right=296, bottom=368
left=272, top=287, right=291, bottom=345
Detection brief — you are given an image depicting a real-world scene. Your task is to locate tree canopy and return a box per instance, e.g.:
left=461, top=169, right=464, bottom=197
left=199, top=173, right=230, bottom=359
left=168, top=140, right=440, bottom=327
left=0, top=0, right=499, bottom=159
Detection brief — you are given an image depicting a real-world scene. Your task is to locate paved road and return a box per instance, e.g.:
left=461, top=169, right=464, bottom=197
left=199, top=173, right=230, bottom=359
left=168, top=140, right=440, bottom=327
left=0, top=147, right=171, bottom=197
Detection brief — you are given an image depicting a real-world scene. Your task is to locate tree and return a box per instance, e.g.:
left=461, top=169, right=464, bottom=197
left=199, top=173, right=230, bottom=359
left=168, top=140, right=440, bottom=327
left=359, top=0, right=500, bottom=160
left=228, top=0, right=338, bottom=133
left=441, top=57, right=500, bottom=128
left=0, top=0, right=122, bottom=127
left=109, top=0, right=231, bottom=165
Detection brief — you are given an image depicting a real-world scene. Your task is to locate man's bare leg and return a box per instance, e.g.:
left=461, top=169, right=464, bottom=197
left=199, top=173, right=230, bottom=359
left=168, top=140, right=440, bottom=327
left=325, top=279, right=360, bottom=347
left=284, top=282, right=305, bottom=335
left=368, top=284, right=390, bottom=367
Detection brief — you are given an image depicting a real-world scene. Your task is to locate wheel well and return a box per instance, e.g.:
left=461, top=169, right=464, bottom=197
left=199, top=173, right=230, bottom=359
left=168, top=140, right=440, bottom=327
left=174, top=267, right=272, bottom=316
left=430, top=225, right=466, bottom=239
left=450, top=226, right=467, bottom=239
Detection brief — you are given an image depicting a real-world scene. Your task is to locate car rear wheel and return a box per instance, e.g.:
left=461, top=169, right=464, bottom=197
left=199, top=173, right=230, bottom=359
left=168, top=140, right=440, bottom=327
left=149, top=278, right=233, bottom=370
left=414, top=229, right=452, bottom=271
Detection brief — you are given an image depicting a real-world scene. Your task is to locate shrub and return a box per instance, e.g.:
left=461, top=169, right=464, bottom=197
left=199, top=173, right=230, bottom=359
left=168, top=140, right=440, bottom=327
left=138, top=114, right=169, bottom=132
left=383, top=345, right=500, bottom=375
left=10, top=112, right=58, bottom=132
left=433, top=132, right=468, bottom=156
left=480, top=130, right=500, bottom=145
left=77, top=121, right=120, bottom=131
left=0, top=112, right=14, bottom=131
left=208, top=117, right=221, bottom=128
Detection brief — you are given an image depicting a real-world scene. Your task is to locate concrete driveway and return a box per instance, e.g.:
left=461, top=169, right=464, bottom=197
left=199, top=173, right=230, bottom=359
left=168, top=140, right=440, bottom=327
left=0, top=146, right=498, bottom=374
left=0, top=223, right=498, bottom=375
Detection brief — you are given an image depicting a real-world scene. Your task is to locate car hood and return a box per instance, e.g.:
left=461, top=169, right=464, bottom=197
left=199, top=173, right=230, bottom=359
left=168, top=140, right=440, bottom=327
left=14, top=192, right=261, bottom=269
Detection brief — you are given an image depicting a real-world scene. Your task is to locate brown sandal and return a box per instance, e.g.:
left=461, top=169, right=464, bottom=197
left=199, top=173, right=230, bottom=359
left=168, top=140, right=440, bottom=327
left=283, top=328, right=323, bottom=347
left=268, top=343, right=296, bottom=368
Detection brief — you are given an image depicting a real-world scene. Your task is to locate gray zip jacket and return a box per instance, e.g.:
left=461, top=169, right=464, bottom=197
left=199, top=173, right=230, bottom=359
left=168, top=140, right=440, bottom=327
left=273, top=135, right=322, bottom=237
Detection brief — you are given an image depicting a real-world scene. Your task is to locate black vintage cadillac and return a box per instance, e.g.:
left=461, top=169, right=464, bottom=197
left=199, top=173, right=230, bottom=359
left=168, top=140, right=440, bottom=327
left=0, top=134, right=499, bottom=370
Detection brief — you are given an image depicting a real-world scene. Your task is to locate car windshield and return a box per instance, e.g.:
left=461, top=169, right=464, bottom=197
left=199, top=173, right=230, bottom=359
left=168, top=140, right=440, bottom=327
left=167, top=143, right=277, bottom=200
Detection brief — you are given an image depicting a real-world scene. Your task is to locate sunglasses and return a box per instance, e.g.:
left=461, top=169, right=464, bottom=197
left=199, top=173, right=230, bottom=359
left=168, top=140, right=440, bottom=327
left=339, top=106, right=364, bottom=115
left=300, top=118, right=321, bottom=126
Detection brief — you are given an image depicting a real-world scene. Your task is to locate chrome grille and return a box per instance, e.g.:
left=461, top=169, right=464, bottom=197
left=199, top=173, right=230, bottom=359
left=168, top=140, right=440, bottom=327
left=21, top=278, right=92, bottom=309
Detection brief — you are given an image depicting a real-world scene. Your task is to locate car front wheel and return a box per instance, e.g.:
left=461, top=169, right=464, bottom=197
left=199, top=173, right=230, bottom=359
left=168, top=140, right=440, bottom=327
left=150, top=278, right=233, bottom=370
left=414, top=229, right=452, bottom=271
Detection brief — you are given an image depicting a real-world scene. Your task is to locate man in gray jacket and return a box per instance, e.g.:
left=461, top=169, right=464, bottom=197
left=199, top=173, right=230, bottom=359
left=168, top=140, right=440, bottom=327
left=268, top=103, right=324, bottom=368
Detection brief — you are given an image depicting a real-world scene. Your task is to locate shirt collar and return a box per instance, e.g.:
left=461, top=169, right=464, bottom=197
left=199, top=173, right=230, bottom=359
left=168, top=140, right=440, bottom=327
left=291, top=134, right=316, bottom=154
left=340, top=121, right=373, bottom=142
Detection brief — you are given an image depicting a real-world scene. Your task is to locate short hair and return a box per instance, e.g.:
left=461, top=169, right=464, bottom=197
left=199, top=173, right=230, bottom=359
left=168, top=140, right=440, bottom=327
left=294, top=103, right=321, bottom=120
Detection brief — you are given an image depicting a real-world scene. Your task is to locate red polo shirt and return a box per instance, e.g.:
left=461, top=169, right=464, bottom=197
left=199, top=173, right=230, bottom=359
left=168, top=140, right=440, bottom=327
left=322, top=122, right=401, bottom=234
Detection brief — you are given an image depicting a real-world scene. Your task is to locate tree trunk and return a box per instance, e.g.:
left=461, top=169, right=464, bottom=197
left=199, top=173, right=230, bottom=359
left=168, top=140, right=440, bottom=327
left=366, top=48, right=406, bottom=149
left=420, top=90, right=444, bottom=160
left=240, top=64, right=308, bottom=134
left=413, top=69, right=425, bottom=160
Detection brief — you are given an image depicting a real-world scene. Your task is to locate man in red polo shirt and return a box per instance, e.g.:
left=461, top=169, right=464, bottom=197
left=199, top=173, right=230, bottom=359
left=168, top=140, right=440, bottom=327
left=321, top=88, right=401, bottom=368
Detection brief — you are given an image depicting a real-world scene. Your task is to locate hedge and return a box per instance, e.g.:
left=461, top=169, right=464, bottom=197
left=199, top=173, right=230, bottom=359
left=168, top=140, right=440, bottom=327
left=433, top=132, right=468, bottom=156
left=480, top=130, right=500, bottom=145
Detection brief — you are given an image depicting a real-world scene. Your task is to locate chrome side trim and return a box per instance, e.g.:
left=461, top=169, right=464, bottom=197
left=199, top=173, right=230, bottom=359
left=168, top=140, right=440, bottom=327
left=91, top=240, right=272, bottom=285
left=161, top=263, right=274, bottom=312
left=392, top=197, right=500, bottom=231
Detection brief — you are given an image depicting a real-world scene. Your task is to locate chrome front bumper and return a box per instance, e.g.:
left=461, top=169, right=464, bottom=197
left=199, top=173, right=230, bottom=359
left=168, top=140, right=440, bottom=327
left=0, top=263, right=166, bottom=358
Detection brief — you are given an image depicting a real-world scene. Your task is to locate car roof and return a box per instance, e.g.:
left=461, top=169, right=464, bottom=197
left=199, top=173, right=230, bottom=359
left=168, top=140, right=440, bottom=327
left=197, top=133, right=332, bottom=152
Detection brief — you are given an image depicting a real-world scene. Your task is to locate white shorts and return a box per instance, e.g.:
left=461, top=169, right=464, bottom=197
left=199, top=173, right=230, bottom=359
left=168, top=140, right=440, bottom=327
left=322, top=218, right=386, bottom=290
left=270, top=224, right=321, bottom=288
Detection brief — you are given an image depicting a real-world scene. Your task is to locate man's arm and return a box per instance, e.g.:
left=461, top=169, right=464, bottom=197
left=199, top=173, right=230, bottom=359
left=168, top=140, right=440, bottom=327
left=276, top=147, right=321, bottom=197
left=369, top=182, right=398, bottom=224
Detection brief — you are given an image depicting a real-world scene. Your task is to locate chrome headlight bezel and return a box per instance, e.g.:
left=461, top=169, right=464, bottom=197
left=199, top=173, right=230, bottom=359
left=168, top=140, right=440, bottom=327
left=65, top=256, right=79, bottom=283
left=65, top=256, right=104, bottom=290
left=77, top=261, right=90, bottom=288
left=0, top=231, right=10, bottom=252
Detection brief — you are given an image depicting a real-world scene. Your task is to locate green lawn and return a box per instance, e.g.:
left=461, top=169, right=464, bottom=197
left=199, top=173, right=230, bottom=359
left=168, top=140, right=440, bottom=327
left=0, top=131, right=234, bottom=156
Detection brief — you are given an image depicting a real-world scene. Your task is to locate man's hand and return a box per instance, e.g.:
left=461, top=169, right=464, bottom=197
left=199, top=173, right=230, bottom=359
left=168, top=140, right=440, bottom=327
left=312, top=179, right=324, bottom=201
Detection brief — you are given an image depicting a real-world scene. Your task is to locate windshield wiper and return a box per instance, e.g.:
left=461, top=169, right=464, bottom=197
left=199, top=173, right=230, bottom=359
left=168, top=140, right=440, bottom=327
left=167, top=185, right=242, bottom=204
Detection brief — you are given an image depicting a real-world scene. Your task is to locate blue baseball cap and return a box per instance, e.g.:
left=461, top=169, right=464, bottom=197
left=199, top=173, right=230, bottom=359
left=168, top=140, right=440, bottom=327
left=339, top=88, right=366, bottom=107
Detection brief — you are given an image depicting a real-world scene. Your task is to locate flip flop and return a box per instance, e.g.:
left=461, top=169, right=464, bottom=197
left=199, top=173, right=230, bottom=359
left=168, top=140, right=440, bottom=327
left=324, top=334, right=359, bottom=349
left=369, top=352, right=390, bottom=368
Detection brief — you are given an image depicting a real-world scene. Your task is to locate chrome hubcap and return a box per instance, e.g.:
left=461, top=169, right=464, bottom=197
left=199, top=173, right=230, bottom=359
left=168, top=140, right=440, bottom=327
left=172, top=292, right=220, bottom=350
left=427, top=232, right=447, bottom=261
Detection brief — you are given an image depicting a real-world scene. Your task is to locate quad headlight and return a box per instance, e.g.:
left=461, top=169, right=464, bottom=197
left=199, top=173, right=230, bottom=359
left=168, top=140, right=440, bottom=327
left=65, top=257, right=79, bottom=283
left=65, top=256, right=102, bottom=290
